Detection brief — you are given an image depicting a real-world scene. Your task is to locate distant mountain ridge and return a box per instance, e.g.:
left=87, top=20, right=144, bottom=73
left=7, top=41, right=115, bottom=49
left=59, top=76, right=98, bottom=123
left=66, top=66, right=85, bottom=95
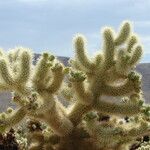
left=0, top=54, right=149, bottom=112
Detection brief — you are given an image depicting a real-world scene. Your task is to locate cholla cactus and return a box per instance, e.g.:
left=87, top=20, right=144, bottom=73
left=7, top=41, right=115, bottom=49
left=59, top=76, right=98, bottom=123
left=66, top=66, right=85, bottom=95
left=137, top=141, right=150, bottom=150
left=0, top=21, right=150, bottom=150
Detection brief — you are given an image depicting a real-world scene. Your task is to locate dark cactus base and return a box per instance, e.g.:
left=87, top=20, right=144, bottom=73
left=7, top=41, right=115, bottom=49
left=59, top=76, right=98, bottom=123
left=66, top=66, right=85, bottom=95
left=0, top=129, right=19, bottom=150
left=0, top=145, right=18, bottom=150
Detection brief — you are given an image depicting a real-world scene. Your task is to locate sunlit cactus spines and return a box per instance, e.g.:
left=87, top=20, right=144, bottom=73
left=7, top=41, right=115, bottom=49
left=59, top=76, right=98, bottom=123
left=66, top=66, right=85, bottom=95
left=0, top=21, right=149, bottom=150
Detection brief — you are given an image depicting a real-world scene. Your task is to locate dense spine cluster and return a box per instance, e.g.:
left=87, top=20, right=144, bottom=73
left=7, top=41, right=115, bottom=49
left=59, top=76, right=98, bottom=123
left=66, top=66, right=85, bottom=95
left=0, top=21, right=149, bottom=150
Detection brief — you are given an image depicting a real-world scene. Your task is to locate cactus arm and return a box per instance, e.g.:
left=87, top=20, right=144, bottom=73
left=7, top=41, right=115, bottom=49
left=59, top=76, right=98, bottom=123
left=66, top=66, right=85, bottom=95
left=115, top=46, right=143, bottom=76
left=69, top=59, right=82, bottom=71
left=103, top=67, right=127, bottom=83
left=29, top=92, right=55, bottom=117
left=12, top=93, right=73, bottom=136
left=7, top=47, right=21, bottom=62
left=60, top=84, right=74, bottom=101
left=0, top=84, right=9, bottom=91
left=137, top=141, right=150, bottom=149
left=122, top=122, right=150, bottom=139
left=14, top=50, right=32, bottom=84
left=44, top=102, right=73, bottom=136
left=102, top=28, right=115, bottom=69
left=103, top=36, right=141, bottom=83
left=67, top=70, right=94, bottom=125
left=103, top=70, right=141, bottom=97
left=0, top=59, right=14, bottom=85
left=32, top=53, right=53, bottom=91
left=0, top=50, right=33, bottom=96
left=115, top=48, right=130, bottom=75
left=69, top=70, right=93, bottom=104
left=4, top=107, right=27, bottom=126
left=128, top=45, right=143, bottom=67
left=68, top=102, right=92, bottom=126
left=93, top=99, right=141, bottom=116
left=93, top=53, right=104, bottom=68
left=102, top=79, right=137, bottom=96
left=32, top=57, right=73, bottom=136
left=0, top=48, right=32, bottom=87
left=13, top=91, right=73, bottom=137
left=31, top=91, right=73, bottom=136
left=46, top=63, right=64, bottom=93
left=85, top=116, right=150, bottom=149
left=127, top=35, right=137, bottom=53
left=0, top=107, right=27, bottom=132
left=128, top=128, right=150, bottom=138
left=114, top=21, right=131, bottom=46
left=73, top=34, right=95, bottom=72
left=14, top=93, right=73, bottom=137
left=84, top=116, right=124, bottom=149
left=12, top=93, right=30, bottom=107
left=71, top=82, right=93, bottom=105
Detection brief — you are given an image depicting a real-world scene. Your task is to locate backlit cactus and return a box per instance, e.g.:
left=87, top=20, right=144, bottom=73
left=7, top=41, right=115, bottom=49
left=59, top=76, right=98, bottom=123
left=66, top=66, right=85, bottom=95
left=0, top=21, right=149, bottom=150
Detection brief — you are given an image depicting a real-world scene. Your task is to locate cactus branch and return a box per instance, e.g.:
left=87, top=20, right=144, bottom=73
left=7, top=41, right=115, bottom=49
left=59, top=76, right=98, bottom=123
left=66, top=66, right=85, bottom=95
left=93, top=99, right=141, bottom=116
left=14, top=50, right=32, bottom=84
left=74, top=34, right=95, bottom=72
left=102, top=28, right=115, bottom=69
left=114, top=21, right=131, bottom=46
left=0, top=59, right=14, bottom=85
left=102, top=79, right=137, bottom=96
left=46, top=63, right=64, bottom=93
left=0, top=107, right=27, bottom=132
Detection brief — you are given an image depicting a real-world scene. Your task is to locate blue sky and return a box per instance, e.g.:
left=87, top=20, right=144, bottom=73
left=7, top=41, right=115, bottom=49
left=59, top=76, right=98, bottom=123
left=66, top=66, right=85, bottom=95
left=0, top=0, right=150, bottom=62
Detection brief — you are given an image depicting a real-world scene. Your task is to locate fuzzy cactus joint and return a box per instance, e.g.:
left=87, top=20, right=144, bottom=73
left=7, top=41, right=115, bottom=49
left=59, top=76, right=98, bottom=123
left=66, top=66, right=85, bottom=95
left=0, top=21, right=150, bottom=150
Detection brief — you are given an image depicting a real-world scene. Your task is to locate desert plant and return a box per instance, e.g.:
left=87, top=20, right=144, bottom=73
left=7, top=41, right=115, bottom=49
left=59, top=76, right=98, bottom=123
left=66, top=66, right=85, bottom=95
left=0, top=128, right=19, bottom=150
left=0, top=21, right=150, bottom=150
